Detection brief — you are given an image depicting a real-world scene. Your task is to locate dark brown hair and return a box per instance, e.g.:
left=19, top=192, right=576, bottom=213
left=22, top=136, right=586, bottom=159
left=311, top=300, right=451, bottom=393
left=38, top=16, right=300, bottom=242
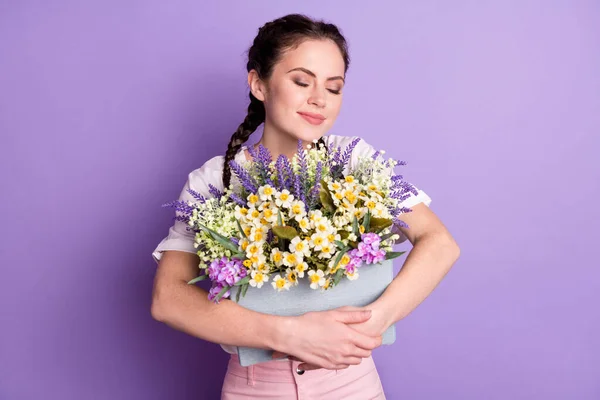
left=222, top=13, right=350, bottom=188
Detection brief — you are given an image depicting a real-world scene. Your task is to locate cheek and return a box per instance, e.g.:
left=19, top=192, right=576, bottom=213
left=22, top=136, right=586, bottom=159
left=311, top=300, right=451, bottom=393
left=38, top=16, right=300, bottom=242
left=271, top=83, right=306, bottom=110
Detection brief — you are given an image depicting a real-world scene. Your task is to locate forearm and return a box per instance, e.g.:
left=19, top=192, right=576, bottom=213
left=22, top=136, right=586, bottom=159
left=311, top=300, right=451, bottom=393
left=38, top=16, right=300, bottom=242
left=372, top=232, right=460, bottom=327
left=151, top=281, right=290, bottom=351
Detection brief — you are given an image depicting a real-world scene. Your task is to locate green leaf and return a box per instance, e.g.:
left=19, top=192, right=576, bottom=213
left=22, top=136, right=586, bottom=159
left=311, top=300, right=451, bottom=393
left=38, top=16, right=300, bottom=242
left=241, top=283, right=249, bottom=297
left=332, top=249, right=348, bottom=272
left=369, top=218, right=393, bottom=233
left=385, top=251, right=407, bottom=260
left=236, top=219, right=247, bottom=239
left=379, top=232, right=395, bottom=242
left=333, top=268, right=345, bottom=286
left=277, top=210, right=283, bottom=226
left=334, top=240, right=347, bottom=249
left=319, top=179, right=335, bottom=212
left=198, top=223, right=239, bottom=253
left=339, top=230, right=350, bottom=240
left=187, top=274, right=208, bottom=284
left=234, top=276, right=251, bottom=286
left=272, top=225, right=299, bottom=240
left=352, top=215, right=359, bottom=236
left=215, top=285, right=231, bottom=302
left=236, top=285, right=242, bottom=302
left=362, top=210, right=371, bottom=232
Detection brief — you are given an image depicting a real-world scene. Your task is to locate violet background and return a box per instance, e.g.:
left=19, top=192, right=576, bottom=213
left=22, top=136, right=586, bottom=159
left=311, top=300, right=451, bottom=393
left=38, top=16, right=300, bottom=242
left=1, top=1, right=599, bottom=399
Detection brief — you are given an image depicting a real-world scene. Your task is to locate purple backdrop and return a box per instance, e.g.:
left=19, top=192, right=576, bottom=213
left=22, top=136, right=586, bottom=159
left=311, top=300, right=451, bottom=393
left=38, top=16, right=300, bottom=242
left=1, top=2, right=599, bottom=399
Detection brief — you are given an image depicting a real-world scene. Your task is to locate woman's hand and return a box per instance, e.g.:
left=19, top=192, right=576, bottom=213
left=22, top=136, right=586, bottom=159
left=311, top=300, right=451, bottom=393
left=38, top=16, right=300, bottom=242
left=272, top=308, right=383, bottom=371
left=272, top=306, right=387, bottom=371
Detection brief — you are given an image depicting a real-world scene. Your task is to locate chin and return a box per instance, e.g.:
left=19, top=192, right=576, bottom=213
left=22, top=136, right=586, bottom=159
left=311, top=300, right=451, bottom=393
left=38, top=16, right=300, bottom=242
left=288, top=128, right=327, bottom=144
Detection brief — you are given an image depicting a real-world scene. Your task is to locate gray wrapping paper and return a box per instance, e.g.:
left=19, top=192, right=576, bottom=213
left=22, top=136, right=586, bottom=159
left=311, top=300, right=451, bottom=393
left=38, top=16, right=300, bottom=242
left=232, top=260, right=397, bottom=367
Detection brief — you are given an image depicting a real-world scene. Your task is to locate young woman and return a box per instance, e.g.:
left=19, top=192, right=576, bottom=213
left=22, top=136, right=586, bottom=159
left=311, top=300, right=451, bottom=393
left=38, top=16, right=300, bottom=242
left=151, top=13, right=460, bottom=399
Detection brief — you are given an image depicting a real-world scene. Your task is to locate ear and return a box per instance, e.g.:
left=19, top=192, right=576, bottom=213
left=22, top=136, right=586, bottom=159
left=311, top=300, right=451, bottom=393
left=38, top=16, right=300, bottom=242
left=248, top=69, right=267, bottom=102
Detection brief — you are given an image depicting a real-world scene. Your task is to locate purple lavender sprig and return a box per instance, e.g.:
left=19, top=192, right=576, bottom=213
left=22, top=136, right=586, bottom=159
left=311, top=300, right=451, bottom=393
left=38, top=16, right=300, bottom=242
left=186, top=188, right=206, bottom=203
left=161, top=200, right=194, bottom=216
left=296, top=140, right=309, bottom=199
left=330, top=137, right=361, bottom=179
left=249, top=144, right=274, bottom=186
left=308, top=161, right=323, bottom=210
left=229, top=192, right=246, bottom=207
left=275, top=154, right=295, bottom=192
left=208, top=184, right=224, bottom=200
left=228, top=159, right=258, bottom=194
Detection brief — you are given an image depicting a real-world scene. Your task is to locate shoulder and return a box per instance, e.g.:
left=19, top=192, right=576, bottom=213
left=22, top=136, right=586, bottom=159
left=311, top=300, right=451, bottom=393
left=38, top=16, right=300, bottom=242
left=186, top=155, right=227, bottom=194
left=324, top=134, right=378, bottom=162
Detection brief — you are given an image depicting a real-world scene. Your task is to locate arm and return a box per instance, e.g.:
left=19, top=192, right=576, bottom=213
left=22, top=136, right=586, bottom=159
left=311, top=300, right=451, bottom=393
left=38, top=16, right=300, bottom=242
left=151, top=250, right=381, bottom=369
left=369, top=203, right=461, bottom=330
left=151, top=250, right=285, bottom=350
left=292, top=204, right=459, bottom=370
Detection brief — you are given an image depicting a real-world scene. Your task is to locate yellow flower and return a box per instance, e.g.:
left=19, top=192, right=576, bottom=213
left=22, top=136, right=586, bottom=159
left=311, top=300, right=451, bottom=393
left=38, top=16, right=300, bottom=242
left=250, top=271, right=268, bottom=288
left=250, top=209, right=261, bottom=219
left=270, top=248, right=283, bottom=266
left=286, top=269, right=298, bottom=284
left=246, top=243, right=261, bottom=256
left=271, top=274, right=290, bottom=291
left=247, top=194, right=259, bottom=206
left=340, top=254, right=351, bottom=266
left=257, top=263, right=268, bottom=272
left=243, top=259, right=253, bottom=268
left=359, top=225, right=365, bottom=234
left=283, top=252, right=299, bottom=267
left=308, top=269, right=326, bottom=289
left=295, top=262, right=308, bottom=278
left=345, top=175, right=355, bottom=183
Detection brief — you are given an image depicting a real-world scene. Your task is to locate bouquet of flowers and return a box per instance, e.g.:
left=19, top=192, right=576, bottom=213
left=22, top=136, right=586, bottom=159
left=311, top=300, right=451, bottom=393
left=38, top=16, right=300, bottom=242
left=164, top=138, right=418, bottom=304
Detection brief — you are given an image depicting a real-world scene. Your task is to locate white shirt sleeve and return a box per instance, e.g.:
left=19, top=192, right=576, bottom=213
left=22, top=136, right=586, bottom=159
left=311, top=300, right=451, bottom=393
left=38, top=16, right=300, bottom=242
left=350, top=136, right=432, bottom=244
left=151, top=157, right=225, bottom=264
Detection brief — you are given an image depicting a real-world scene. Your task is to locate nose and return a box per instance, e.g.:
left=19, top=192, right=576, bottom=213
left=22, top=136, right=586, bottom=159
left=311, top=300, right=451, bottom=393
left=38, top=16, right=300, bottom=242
left=308, top=86, right=326, bottom=108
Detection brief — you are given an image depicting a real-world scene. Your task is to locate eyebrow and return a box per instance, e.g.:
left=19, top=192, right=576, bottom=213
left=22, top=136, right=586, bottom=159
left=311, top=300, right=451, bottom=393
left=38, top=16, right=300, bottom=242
left=287, top=67, right=345, bottom=83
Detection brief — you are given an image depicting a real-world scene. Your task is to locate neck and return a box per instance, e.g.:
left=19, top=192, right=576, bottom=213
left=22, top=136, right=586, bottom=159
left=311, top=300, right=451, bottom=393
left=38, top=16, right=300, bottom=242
left=255, top=120, right=310, bottom=161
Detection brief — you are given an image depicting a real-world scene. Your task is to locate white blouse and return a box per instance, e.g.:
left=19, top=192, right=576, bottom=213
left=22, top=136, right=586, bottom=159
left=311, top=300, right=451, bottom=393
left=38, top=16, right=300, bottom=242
left=152, top=134, right=432, bottom=354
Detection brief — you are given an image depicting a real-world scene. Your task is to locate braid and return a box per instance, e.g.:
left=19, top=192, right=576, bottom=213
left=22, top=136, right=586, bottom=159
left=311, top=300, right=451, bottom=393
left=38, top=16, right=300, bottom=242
left=222, top=93, right=265, bottom=188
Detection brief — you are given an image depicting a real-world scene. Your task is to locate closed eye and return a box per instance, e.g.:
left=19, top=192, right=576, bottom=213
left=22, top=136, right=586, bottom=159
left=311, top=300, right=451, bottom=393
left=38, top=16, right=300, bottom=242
left=294, top=81, right=342, bottom=95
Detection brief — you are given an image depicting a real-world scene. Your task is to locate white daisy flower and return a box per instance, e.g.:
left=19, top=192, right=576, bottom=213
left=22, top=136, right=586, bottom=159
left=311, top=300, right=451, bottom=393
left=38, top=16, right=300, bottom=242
left=270, top=248, right=284, bottom=267
left=249, top=270, right=269, bottom=288
left=271, top=274, right=291, bottom=291
left=234, top=206, right=249, bottom=221
left=258, top=185, right=276, bottom=201
left=294, top=262, right=308, bottom=278
left=296, top=217, right=312, bottom=232
left=289, top=200, right=307, bottom=220
left=247, top=193, right=260, bottom=208
left=289, top=237, right=311, bottom=258
left=249, top=225, right=269, bottom=244
left=275, top=190, right=294, bottom=208
left=346, top=270, right=359, bottom=281
left=309, top=232, right=330, bottom=251
left=308, top=269, right=326, bottom=290
left=282, top=251, right=302, bottom=268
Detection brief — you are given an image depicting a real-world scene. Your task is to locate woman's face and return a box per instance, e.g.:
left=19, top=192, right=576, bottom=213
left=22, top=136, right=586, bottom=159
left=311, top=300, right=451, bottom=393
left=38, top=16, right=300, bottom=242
left=250, top=39, right=346, bottom=144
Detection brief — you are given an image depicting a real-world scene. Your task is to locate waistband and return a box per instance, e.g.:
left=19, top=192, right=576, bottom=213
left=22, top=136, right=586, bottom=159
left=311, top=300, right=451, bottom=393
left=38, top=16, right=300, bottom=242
left=226, top=353, right=375, bottom=384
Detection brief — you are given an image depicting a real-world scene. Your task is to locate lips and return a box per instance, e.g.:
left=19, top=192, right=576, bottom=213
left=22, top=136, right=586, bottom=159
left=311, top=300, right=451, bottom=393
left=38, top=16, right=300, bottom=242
left=298, top=112, right=326, bottom=126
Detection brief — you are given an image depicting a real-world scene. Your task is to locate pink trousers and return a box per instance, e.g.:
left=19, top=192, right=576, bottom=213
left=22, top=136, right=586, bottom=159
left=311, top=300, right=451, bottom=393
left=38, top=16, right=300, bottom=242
left=221, top=354, right=386, bottom=399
